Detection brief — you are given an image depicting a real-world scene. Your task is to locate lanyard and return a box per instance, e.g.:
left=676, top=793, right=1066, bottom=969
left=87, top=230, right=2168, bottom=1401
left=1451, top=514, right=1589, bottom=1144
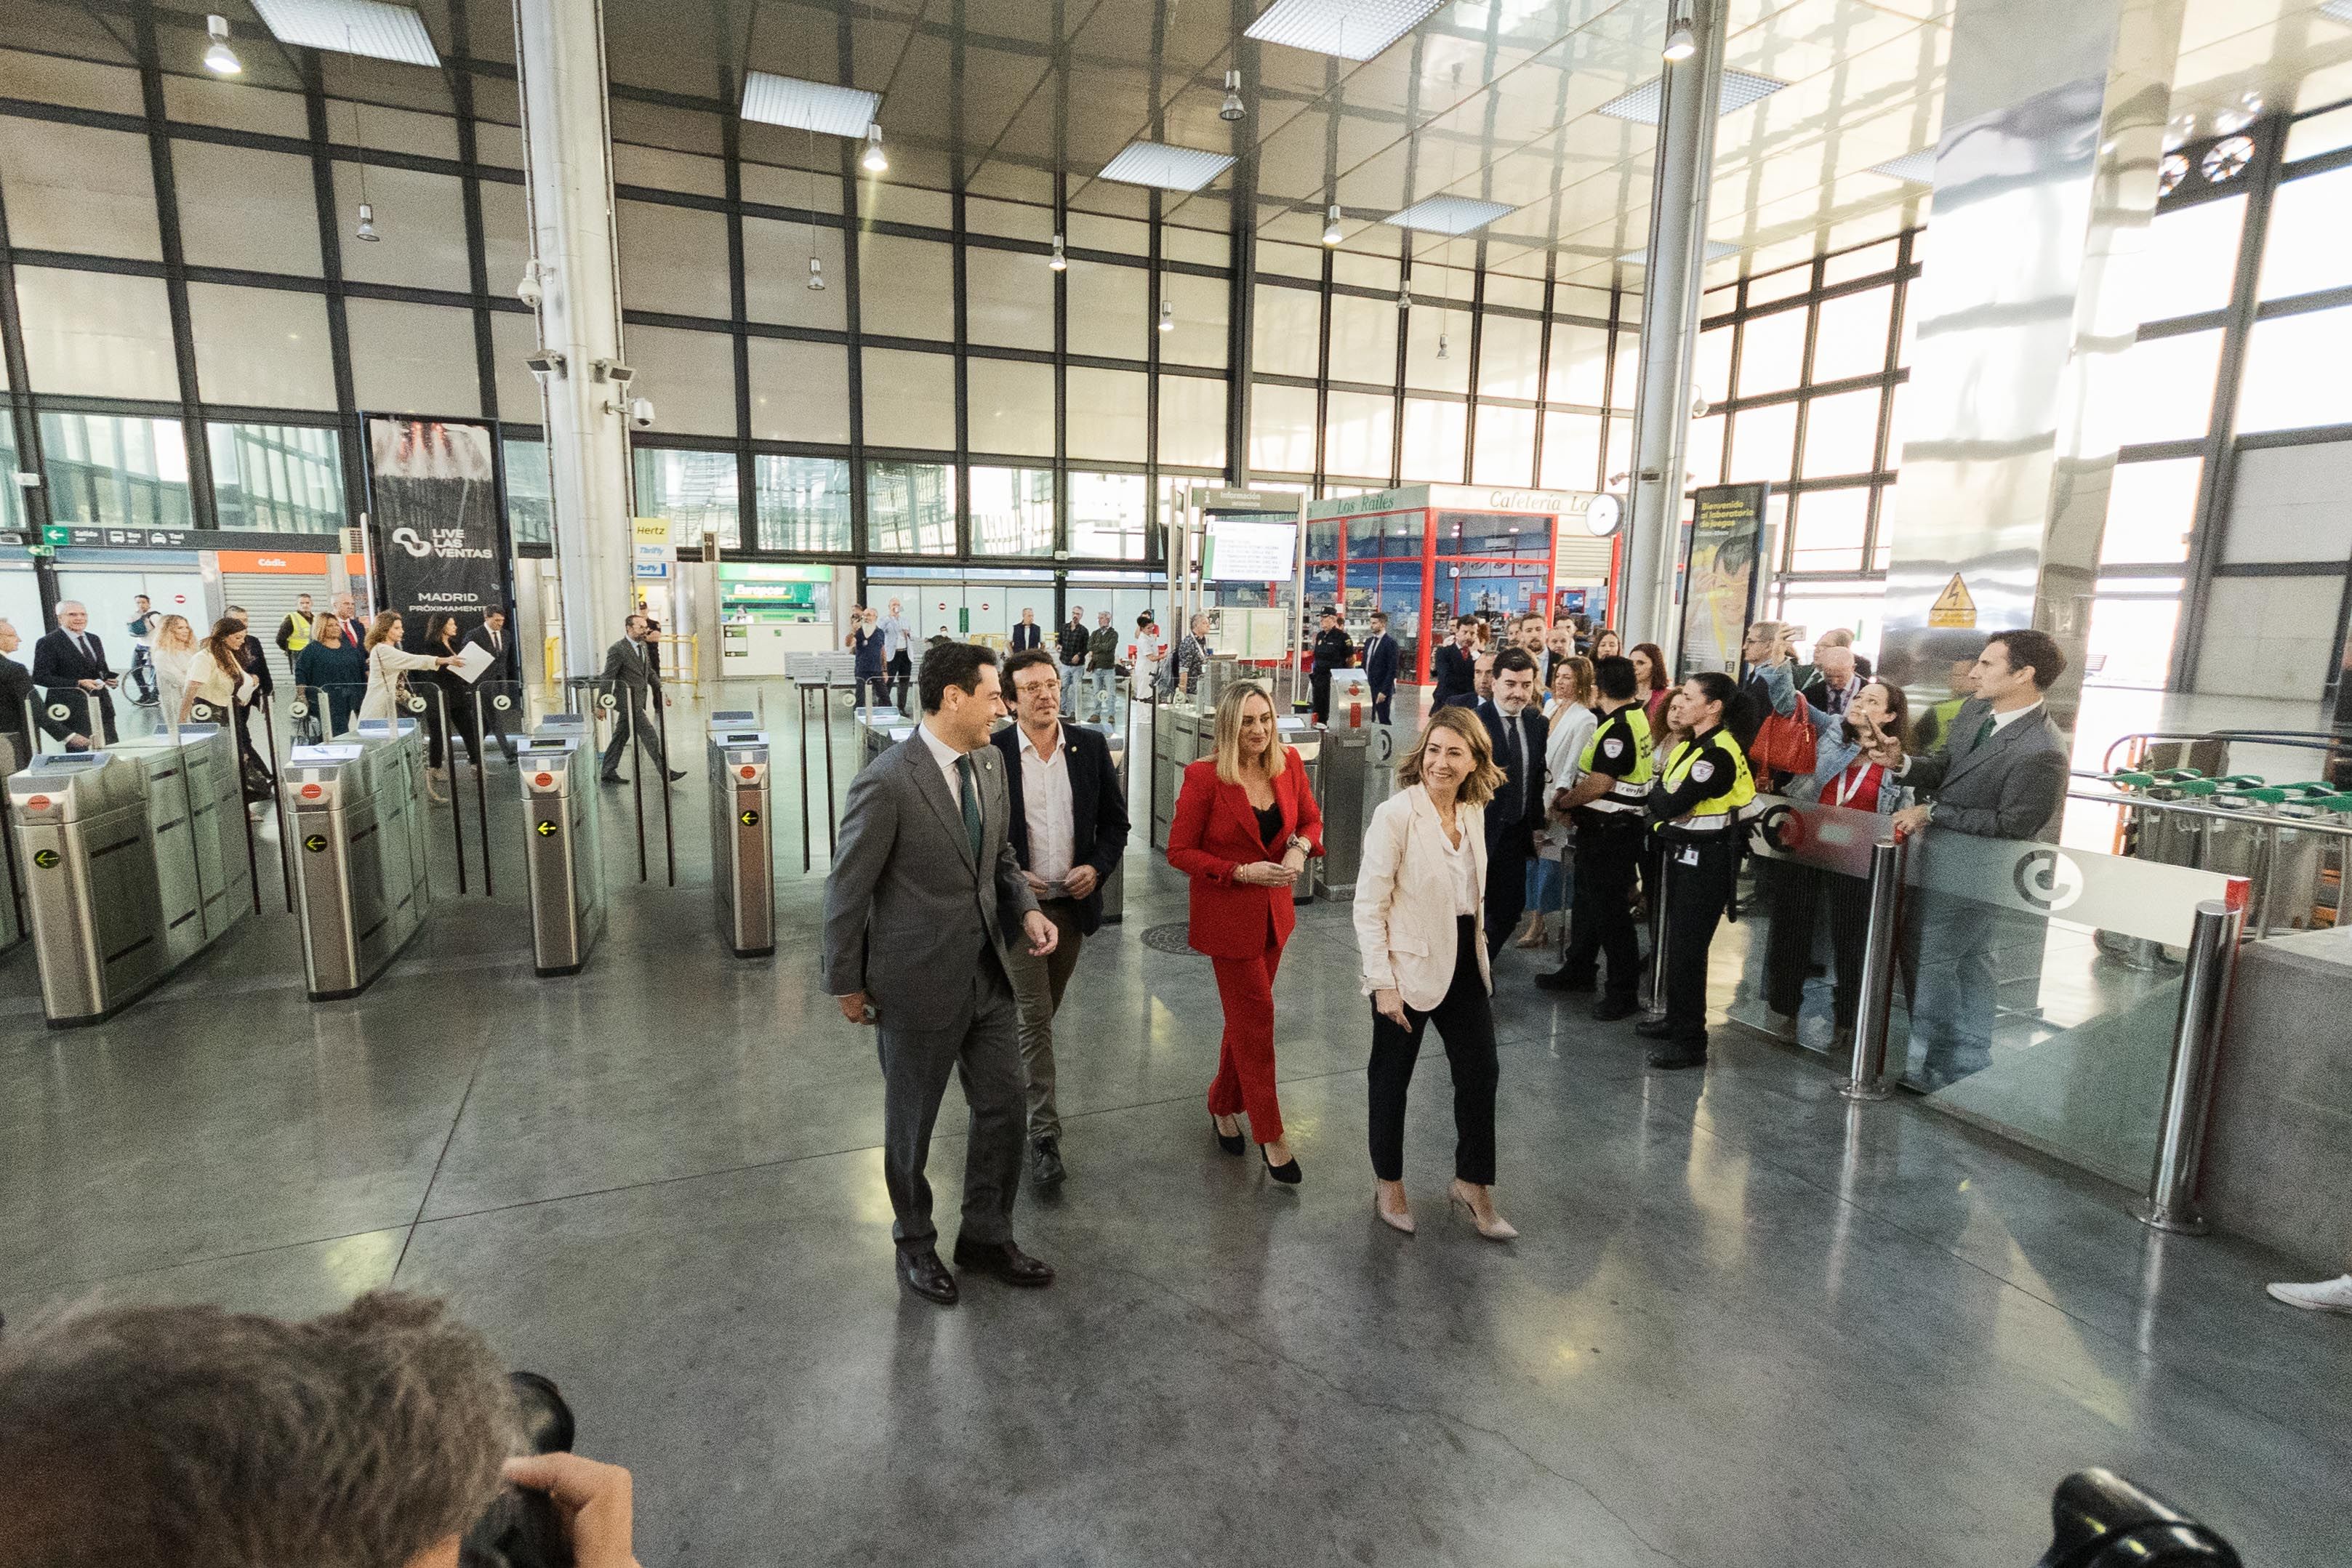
left=1831, top=760, right=1877, bottom=807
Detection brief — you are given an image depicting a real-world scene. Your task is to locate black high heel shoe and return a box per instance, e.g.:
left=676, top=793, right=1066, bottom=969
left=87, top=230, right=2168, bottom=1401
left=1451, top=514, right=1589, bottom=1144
left=1261, top=1147, right=1303, bottom=1186
left=1211, top=1114, right=1245, bottom=1157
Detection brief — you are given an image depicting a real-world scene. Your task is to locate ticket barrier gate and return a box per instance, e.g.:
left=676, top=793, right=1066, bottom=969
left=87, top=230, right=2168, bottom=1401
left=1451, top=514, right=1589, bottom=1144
left=7, top=726, right=252, bottom=1026
left=520, top=730, right=606, bottom=976
left=1277, top=716, right=1323, bottom=904
left=283, top=722, right=431, bottom=1002
left=708, top=724, right=774, bottom=957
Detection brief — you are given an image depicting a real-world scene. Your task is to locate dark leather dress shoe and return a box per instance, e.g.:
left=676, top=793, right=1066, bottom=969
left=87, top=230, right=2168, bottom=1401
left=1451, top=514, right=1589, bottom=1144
left=1645, top=1046, right=1708, bottom=1072
left=896, top=1247, right=959, bottom=1305
left=952, top=1237, right=1055, bottom=1287
left=1633, top=1016, right=1674, bottom=1040
left=1592, top=996, right=1640, bottom=1021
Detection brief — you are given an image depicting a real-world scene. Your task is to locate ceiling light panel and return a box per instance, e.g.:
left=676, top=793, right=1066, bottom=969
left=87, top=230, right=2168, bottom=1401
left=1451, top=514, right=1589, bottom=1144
left=250, top=0, right=440, bottom=66
left=740, top=72, right=882, bottom=137
left=1384, top=195, right=1518, bottom=235
left=1245, top=0, right=1450, bottom=60
left=1869, top=150, right=1937, bottom=185
left=1597, top=70, right=1789, bottom=125
left=1099, top=141, right=1237, bottom=192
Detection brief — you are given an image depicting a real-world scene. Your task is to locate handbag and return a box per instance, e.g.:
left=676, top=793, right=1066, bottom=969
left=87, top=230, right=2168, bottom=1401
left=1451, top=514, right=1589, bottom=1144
left=1747, top=691, right=1818, bottom=777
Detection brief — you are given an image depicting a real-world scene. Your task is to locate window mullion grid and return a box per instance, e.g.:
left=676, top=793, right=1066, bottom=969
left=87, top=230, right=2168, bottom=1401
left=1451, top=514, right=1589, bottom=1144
left=132, top=6, right=217, bottom=532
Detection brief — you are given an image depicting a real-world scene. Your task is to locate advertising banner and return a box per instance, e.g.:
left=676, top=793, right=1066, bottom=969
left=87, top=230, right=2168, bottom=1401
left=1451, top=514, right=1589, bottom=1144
left=366, top=417, right=510, bottom=640
left=1678, top=483, right=1767, bottom=678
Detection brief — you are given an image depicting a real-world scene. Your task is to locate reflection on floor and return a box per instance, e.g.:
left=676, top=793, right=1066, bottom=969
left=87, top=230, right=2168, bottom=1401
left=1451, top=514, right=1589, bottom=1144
left=1, top=682, right=2348, bottom=1567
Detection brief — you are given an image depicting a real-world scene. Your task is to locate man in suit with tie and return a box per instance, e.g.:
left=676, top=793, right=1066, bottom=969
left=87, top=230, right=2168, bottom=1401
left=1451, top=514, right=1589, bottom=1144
left=1429, top=615, right=1480, bottom=710
left=991, top=648, right=1130, bottom=1188
left=329, top=591, right=369, bottom=651
left=1360, top=610, right=1399, bottom=723
left=598, top=614, right=684, bottom=785
left=462, top=606, right=521, bottom=759
left=31, top=601, right=119, bottom=746
left=1874, top=629, right=2069, bottom=1088
left=1009, top=607, right=1043, bottom=651
left=825, top=642, right=1062, bottom=1305
left=1474, top=648, right=1546, bottom=960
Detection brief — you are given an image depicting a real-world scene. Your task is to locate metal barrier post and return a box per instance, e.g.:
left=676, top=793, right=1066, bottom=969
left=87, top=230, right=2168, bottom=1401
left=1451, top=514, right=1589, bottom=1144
left=822, top=678, right=838, bottom=856
left=1645, top=853, right=1672, bottom=1020
left=470, top=688, right=495, bottom=897
left=431, top=688, right=467, bottom=896
left=1839, top=835, right=1906, bottom=1102
left=257, top=695, right=292, bottom=912
left=624, top=688, right=648, bottom=883
left=796, top=680, right=816, bottom=873
left=653, top=685, right=675, bottom=887
left=2132, top=898, right=2242, bottom=1234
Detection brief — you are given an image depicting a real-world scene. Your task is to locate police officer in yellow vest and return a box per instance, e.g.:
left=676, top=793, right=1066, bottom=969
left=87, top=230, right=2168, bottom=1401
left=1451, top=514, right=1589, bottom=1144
left=1637, top=670, right=1754, bottom=1070
left=1536, top=655, right=1652, bottom=1017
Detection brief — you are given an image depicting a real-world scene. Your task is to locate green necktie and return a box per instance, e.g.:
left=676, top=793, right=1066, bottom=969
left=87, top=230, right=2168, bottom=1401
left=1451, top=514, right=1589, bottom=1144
left=955, top=754, right=983, bottom=863
left=1973, top=712, right=1996, bottom=747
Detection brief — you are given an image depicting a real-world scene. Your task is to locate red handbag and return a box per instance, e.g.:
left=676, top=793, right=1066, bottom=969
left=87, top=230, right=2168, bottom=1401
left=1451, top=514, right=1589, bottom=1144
left=1747, top=691, right=1818, bottom=777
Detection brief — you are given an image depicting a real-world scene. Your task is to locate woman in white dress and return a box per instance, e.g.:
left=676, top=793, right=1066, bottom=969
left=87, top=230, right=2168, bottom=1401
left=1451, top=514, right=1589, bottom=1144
left=360, top=612, right=462, bottom=801
left=150, top=614, right=198, bottom=732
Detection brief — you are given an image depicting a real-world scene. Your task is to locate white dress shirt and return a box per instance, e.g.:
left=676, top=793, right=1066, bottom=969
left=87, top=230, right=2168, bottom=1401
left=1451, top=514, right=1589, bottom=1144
left=1988, top=699, right=2044, bottom=736
left=1439, top=811, right=1480, bottom=915
left=915, top=720, right=967, bottom=800
left=1017, top=722, right=1076, bottom=885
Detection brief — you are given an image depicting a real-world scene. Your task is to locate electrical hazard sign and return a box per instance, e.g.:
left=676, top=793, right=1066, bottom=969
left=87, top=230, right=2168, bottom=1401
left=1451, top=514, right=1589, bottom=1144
left=1927, top=574, right=1977, bottom=629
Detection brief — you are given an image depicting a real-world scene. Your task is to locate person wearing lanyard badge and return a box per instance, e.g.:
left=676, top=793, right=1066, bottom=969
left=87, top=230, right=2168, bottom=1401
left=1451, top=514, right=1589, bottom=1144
left=1637, top=672, right=1754, bottom=1071
left=1759, top=678, right=1913, bottom=1048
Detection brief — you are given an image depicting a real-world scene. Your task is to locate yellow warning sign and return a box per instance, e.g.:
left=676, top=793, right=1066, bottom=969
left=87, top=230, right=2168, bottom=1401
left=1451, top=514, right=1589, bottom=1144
left=1927, top=574, right=1978, bottom=629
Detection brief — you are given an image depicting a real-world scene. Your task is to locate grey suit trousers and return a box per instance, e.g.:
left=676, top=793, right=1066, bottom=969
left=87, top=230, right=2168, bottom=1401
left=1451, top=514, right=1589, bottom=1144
left=877, top=950, right=1025, bottom=1248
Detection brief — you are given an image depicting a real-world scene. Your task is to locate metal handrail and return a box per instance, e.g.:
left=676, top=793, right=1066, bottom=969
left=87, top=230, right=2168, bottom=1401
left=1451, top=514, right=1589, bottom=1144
left=2066, top=785, right=2352, bottom=840
left=2102, top=726, right=2345, bottom=771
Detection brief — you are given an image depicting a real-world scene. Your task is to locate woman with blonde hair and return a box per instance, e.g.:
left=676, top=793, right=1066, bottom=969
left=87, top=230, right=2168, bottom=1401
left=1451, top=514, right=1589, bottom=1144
left=150, top=614, right=198, bottom=729
left=1353, top=706, right=1516, bottom=1239
left=359, top=611, right=462, bottom=801
left=1165, top=680, right=1325, bottom=1183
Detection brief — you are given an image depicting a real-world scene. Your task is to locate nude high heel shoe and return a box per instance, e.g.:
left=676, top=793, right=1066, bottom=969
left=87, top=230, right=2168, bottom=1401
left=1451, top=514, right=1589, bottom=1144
left=1374, top=1183, right=1415, bottom=1234
left=1448, top=1179, right=1517, bottom=1241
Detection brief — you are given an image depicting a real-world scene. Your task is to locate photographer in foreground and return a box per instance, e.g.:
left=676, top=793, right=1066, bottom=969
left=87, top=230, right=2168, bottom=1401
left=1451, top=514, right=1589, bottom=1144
left=0, top=1291, right=638, bottom=1568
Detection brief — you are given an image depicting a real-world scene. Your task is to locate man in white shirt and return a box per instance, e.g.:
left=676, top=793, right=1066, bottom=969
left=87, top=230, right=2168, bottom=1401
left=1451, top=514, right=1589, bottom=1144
left=988, top=648, right=1131, bottom=1187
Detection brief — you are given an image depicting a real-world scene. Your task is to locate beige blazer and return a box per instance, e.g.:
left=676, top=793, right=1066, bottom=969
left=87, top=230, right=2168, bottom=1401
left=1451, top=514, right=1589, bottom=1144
left=1352, top=784, right=1491, bottom=1011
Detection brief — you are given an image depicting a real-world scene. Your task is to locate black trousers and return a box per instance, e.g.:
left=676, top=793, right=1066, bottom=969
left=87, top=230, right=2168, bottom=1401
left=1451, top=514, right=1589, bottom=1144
left=1482, top=821, right=1532, bottom=958
left=1310, top=669, right=1333, bottom=722
left=1368, top=914, right=1498, bottom=1184
left=888, top=650, right=912, bottom=712
left=600, top=696, right=668, bottom=778
left=1370, top=688, right=1392, bottom=723
left=1763, top=864, right=1877, bottom=1032
left=1559, top=816, right=1644, bottom=1001
left=1659, top=835, right=1741, bottom=1049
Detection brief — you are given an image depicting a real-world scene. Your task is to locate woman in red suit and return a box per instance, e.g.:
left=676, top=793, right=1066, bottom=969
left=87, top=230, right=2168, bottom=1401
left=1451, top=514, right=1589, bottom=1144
left=1165, top=680, right=1325, bottom=1183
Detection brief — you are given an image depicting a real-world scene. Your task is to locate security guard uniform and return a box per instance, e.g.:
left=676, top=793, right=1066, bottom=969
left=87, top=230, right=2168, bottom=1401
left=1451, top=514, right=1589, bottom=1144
left=1642, top=723, right=1755, bottom=1064
left=1537, top=701, right=1652, bottom=1010
left=1309, top=622, right=1354, bottom=723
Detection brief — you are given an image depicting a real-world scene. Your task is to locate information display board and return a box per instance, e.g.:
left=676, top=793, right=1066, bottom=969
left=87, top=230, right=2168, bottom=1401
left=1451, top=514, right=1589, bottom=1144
left=1202, top=519, right=1297, bottom=583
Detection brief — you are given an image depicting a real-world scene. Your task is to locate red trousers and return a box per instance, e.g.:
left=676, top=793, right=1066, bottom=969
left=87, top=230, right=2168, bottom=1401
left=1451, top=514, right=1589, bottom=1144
left=1207, top=933, right=1287, bottom=1144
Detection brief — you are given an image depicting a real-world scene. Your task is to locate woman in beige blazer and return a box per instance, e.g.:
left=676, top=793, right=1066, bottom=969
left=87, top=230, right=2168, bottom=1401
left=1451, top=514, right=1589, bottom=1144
left=1352, top=705, right=1517, bottom=1240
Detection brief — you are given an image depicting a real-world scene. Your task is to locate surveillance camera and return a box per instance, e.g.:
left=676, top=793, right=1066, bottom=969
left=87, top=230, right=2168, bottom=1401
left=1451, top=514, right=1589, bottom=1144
left=627, top=397, right=656, bottom=430
left=524, top=349, right=566, bottom=379
left=517, top=273, right=543, bottom=307
left=593, top=359, right=635, bottom=385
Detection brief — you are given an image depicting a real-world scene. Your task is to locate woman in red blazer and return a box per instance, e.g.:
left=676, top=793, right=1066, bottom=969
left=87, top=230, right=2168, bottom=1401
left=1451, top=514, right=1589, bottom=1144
left=1165, top=680, right=1325, bottom=1183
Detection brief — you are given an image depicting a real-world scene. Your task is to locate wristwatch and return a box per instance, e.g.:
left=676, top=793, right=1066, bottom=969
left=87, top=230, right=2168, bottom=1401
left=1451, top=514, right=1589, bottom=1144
left=1286, top=834, right=1313, bottom=856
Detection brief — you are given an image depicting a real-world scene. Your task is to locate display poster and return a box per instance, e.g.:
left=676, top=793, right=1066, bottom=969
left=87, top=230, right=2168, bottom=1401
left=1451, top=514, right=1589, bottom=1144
left=1203, top=519, right=1298, bottom=583
left=366, top=417, right=510, bottom=642
left=1678, top=483, right=1767, bottom=678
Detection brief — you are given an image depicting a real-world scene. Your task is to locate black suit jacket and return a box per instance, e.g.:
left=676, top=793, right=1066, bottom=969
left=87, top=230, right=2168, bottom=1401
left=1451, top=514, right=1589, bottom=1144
left=1474, top=698, right=1545, bottom=848
left=1430, top=643, right=1477, bottom=709
left=462, top=623, right=521, bottom=683
left=1009, top=622, right=1043, bottom=651
left=31, top=629, right=118, bottom=739
left=990, top=720, right=1131, bottom=936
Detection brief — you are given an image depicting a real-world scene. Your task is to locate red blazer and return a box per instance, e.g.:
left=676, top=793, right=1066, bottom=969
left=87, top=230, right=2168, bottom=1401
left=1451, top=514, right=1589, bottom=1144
left=1165, top=750, right=1325, bottom=960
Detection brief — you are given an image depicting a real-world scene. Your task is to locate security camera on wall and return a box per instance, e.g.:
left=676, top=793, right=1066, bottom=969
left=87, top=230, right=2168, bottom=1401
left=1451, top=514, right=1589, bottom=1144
left=627, top=397, right=656, bottom=430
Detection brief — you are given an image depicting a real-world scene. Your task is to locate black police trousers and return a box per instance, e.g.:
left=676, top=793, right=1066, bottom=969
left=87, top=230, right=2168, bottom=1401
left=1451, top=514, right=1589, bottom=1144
left=1658, top=833, right=1741, bottom=1050
left=1559, top=816, right=1644, bottom=1002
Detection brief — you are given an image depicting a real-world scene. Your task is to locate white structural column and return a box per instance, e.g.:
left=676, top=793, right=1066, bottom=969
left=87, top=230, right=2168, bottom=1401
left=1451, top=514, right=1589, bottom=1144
left=514, top=0, right=634, bottom=680
left=1621, top=0, right=1727, bottom=659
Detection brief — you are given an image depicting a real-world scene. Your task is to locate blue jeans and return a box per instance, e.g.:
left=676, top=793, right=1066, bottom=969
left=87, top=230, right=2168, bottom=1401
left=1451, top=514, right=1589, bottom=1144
left=1907, top=891, right=1997, bottom=1087
left=1525, top=856, right=1570, bottom=915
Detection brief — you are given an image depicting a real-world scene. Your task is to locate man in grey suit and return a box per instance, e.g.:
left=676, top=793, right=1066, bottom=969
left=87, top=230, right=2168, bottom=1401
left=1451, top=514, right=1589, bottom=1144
left=1874, top=629, right=2070, bottom=1088
left=598, top=614, right=684, bottom=785
left=824, top=641, right=1062, bottom=1306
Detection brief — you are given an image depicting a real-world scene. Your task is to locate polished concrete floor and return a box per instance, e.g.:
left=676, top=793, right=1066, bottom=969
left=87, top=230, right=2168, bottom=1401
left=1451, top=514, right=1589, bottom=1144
left=4, top=689, right=2350, bottom=1567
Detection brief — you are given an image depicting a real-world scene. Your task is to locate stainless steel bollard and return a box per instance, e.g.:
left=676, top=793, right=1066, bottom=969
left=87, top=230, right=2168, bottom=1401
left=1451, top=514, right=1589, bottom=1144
left=2132, top=898, right=2243, bottom=1234
left=1644, top=855, right=1671, bottom=1021
left=1839, top=835, right=1906, bottom=1102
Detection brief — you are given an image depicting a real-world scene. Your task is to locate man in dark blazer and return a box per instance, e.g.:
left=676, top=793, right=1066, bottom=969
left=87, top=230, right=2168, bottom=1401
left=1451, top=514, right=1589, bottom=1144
left=1429, top=615, right=1480, bottom=710
left=1474, top=648, right=1546, bottom=959
left=1360, top=610, right=1400, bottom=723
left=31, top=601, right=118, bottom=745
left=598, top=614, right=683, bottom=784
left=990, top=648, right=1131, bottom=1188
left=1877, top=629, right=2070, bottom=1088
left=824, top=642, right=1061, bottom=1306
left=462, top=606, right=522, bottom=759
left=1008, top=608, right=1043, bottom=651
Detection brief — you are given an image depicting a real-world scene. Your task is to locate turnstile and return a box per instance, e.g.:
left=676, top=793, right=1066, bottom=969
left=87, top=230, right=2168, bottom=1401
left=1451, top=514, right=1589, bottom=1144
left=1277, top=716, right=1322, bottom=904
left=520, top=730, right=606, bottom=976
left=1314, top=718, right=1406, bottom=899
left=1150, top=700, right=1209, bottom=851
left=8, top=725, right=253, bottom=1026
left=283, top=721, right=432, bottom=1001
left=708, top=725, right=774, bottom=957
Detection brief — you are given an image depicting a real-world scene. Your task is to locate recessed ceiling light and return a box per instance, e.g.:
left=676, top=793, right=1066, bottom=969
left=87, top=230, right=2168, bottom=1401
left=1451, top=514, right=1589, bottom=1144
left=1099, top=140, right=1237, bottom=192
left=1384, top=195, right=1517, bottom=236
left=740, top=72, right=882, bottom=138
left=1869, top=150, right=1936, bottom=185
left=1597, top=70, right=1787, bottom=125
left=249, top=0, right=440, bottom=66
left=1616, top=240, right=1741, bottom=265
left=1245, top=0, right=1448, bottom=61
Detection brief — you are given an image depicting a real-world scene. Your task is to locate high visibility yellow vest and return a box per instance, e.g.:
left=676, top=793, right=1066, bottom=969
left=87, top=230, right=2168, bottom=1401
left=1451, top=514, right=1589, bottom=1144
left=1658, top=729, right=1754, bottom=833
left=1579, top=704, right=1653, bottom=813
left=284, top=610, right=312, bottom=651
